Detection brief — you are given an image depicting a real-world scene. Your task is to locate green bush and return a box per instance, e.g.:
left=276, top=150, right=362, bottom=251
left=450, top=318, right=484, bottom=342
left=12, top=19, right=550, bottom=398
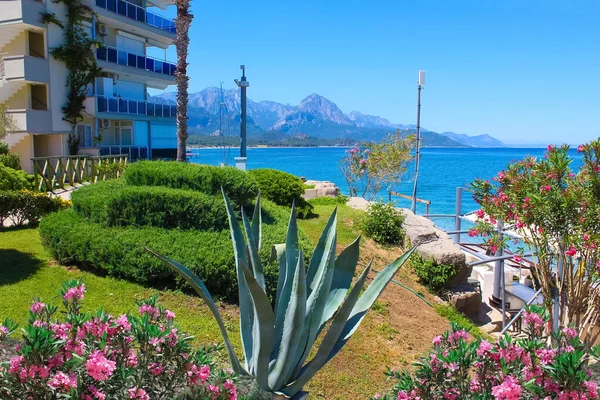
left=362, top=201, right=405, bottom=245
left=307, top=195, right=349, bottom=206
left=125, top=161, right=258, bottom=206
left=40, top=200, right=312, bottom=301
left=0, top=190, right=70, bottom=227
left=0, top=164, right=33, bottom=191
left=72, top=179, right=228, bottom=230
left=0, top=153, right=21, bottom=170
left=0, top=142, right=8, bottom=155
left=411, top=254, right=457, bottom=292
left=248, top=168, right=314, bottom=218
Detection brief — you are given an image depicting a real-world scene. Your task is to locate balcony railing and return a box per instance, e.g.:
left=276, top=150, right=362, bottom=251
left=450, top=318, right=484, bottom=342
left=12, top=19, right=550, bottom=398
left=96, top=45, right=176, bottom=77
left=96, top=95, right=176, bottom=118
left=95, top=0, right=175, bottom=33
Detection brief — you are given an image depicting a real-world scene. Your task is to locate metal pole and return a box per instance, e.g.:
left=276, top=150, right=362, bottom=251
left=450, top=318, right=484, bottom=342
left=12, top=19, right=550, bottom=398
left=493, top=220, right=504, bottom=299
left=454, top=187, right=463, bottom=244
left=240, top=68, right=247, bottom=158
left=411, top=84, right=422, bottom=214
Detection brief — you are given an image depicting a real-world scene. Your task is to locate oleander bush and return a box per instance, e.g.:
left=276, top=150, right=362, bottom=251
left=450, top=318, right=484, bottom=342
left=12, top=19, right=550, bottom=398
left=72, top=180, right=228, bottom=230
left=125, top=161, right=258, bottom=206
left=40, top=200, right=311, bottom=300
left=363, top=201, right=405, bottom=245
left=374, top=306, right=600, bottom=400
left=411, top=254, right=456, bottom=292
left=0, top=190, right=69, bottom=227
left=0, top=153, right=21, bottom=170
left=0, top=164, right=33, bottom=191
left=248, top=168, right=314, bottom=218
left=0, top=280, right=238, bottom=400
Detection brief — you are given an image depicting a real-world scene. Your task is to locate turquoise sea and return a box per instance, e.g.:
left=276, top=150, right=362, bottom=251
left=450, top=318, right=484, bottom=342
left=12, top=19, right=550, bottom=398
left=190, top=147, right=582, bottom=232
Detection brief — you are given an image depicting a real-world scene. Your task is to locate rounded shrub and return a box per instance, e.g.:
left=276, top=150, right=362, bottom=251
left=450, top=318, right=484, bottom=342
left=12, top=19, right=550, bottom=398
left=125, top=161, right=258, bottom=206
left=248, top=168, right=314, bottom=218
left=0, top=164, right=33, bottom=191
left=40, top=200, right=312, bottom=301
left=72, top=179, right=228, bottom=230
left=411, top=254, right=456, bottom=291
left=362, top=201, right=405, bottom=245
left=0, top=153, right=21, bottom=170
left=0, top=190, right=69, bottom=226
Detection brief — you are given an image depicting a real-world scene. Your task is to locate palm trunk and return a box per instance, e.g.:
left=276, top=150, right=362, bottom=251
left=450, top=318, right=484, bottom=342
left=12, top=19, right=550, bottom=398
left=174, top=0, right=192, bottom=162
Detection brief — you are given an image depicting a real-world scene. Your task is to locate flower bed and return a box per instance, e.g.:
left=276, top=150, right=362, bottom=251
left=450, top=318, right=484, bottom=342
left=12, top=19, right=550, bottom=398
left=0, top=281, right=238, bottom=399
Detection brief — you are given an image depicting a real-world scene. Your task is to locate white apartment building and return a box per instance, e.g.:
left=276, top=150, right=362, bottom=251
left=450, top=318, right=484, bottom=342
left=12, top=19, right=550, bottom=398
left=0, top=0, right=177, bottom=173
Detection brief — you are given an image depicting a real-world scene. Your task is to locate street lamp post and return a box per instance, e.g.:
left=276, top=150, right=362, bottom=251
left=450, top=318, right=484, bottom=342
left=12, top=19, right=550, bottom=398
left=234, top=65, right=249, bottom=171
left=411, top=70, right=425, bottom=214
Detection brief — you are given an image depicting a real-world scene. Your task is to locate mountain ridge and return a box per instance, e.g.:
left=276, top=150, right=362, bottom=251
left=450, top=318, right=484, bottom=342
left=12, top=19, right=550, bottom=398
left=151, top=88, right=504, bottom=147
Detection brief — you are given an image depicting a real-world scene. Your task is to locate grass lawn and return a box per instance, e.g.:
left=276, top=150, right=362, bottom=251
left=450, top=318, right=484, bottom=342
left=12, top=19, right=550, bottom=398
left=0, top=204, right=453, bottom=399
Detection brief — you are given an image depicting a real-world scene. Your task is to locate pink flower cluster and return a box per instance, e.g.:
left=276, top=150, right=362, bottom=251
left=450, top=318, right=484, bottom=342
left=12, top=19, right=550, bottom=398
left=63, top=283, right=86, bottom=301
left=86, top=350, right=116, bottom=381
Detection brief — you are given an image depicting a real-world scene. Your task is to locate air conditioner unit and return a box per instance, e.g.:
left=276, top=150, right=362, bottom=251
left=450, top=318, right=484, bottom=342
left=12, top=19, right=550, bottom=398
left=98, top=24, right=108, bottom=36
left=101, top=119, right=111, bottom=128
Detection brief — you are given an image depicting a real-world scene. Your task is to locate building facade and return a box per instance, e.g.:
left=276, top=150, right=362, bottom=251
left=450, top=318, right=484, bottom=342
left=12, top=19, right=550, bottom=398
left=0, top=0, right=177, bottom=173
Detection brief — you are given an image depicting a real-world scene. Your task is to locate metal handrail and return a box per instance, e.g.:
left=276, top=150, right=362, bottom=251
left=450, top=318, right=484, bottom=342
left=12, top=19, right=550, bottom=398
left=95, top=95, right=176, bottom=117
left=0, top=53, right=6, bottom=79
left=96, top=45, right=176, bottom=76
left=500, top=288, right=543, bottom=334
left=95, top=0, right=175, bottom=33
left=389, top=190, right=431, bottom=215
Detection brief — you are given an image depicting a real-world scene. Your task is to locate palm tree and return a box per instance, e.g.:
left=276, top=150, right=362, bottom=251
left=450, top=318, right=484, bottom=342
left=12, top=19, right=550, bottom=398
left=174, top=0, right=193, bottom=162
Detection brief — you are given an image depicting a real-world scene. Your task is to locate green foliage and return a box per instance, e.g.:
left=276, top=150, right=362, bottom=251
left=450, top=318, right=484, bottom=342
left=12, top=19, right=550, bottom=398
left=39, top=200, right=311, bottom=301
left=0, top=190, right=69, bottom=227
left=0, top=165, right=34, bottom=191
left=340, top=130, right=415, bottom=200
left=149, top=193, right=416, bottom=398
left=411, top=254, right=456, bottom=292
left=248, top=168, right=314, bottom=218
left=433, top=303, right=481, bottom=336
left=0, top=142, right=9, bottom=155
left=42, top=0, right=101, bottom=151
left=362, top=201, right=405, bottom=245
left=125, top=161, right=258, bottom=206
left=307, top=195, right=349, bottom=206
left=72, top=179, right=228, bottom=230
left=0, top=152, right=21, bottom=170
left=96, top=160, right=126, bottom=180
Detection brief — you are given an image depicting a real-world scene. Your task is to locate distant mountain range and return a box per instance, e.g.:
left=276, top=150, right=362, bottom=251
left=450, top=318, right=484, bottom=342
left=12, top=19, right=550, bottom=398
left=151, top=88, right=505, bottom=148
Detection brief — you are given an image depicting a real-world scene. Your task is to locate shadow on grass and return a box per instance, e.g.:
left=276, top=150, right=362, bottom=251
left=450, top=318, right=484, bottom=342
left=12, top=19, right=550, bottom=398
left=0, top=249, right=43, bottom=286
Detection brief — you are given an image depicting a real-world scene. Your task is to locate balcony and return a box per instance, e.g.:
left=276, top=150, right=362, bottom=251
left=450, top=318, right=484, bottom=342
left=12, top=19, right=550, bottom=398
left=7, top=109, right=52, bottom=133
left=96, top=45, right=176, bottom=88
left=95, top=95, right=176, bottom=118
left=95, top=0, right=175, bottom=34
left=1, top=55, right=49, bottom=82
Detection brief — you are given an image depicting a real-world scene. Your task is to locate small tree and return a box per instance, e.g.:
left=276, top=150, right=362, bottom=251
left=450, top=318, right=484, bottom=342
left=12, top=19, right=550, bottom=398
left=339, top=130, right=414, bottom=200
left=0, top=105, right=17, bottom=140
left=470, top=141, right=600, bottom=343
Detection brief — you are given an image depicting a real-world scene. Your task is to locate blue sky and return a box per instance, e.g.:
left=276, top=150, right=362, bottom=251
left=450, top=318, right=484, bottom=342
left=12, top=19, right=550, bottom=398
left=153, top=0, right=599, bottom=145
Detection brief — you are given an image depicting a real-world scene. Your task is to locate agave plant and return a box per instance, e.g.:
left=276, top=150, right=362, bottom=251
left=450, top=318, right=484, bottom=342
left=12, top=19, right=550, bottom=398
left=147, top=192, right=413, bottom=399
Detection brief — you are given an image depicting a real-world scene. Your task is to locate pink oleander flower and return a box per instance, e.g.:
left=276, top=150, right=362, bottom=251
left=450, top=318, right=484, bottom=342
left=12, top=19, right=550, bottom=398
left=9, top=355, right=24, bottom=374
left=536, top=348, right=557, bottom=365
left=188, top=364, right=211, bottom=385
left=541, top=185, right=552, bottom=192
left=432, top=335, right=443, bottom=346
left=476, top=209, right=485, bottom=219
left=578, top=145, right=585, bottom=153
left=63, top=284, right=85, bottom=301
left=562, top=327, right=578, bottom=339
left=48, top=371, right=77, bottom=391
left=476, top=340, right=493, bottom=357
left=148, top=362, right=164, bottom=376
left=513, top=255, right=523, bottom=263
left=165, top=310, right=175, bottom=321
left=51, top=322, right=72, bottom=341
left=523, top=311, right=544, bottom=329
left=565, top=246, right=577, bottom=257
left=138, top=304, right=160, bottom=319
left=491, top=375, right=522, bottom=400
left=128, top=387, right=150, bottom=400
left=30, top=301, right=45, bottom=314
left=85, top=350, right=116, bottom=381
left=116, top=314, right=132, bottom=331
left=0, top=325, right=8, bottom=335
left=584, top=381, right=599, bottom=399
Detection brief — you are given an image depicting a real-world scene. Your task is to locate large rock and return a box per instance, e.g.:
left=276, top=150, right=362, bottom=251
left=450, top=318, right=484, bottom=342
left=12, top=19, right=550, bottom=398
left=303, top=180, right=340, bottom=198
left=445, top=283, right=482, bottom=319
left=417, top=238, right=471, bottom=287
left=346, top=196, right=371, bottom=211
left=400, top=209, right=438, bottom=246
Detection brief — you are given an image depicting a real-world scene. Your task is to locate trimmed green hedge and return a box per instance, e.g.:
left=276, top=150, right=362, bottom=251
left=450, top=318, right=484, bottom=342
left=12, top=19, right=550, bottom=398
left=40, top=199, right=312, bottom=300
left=0, top=165, right=33, bottom=191
left=0, top=190, right=69, bottom=227
left=248, top=168, right=314, bottom=218
left=72, top=179, right=228, bottom=231
left=125, top=161, right=258, bottom=206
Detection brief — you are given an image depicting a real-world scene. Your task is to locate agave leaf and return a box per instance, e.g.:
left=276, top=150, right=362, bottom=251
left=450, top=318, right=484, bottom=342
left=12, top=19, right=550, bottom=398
left=282, top=261, right=372, bottom=397
left=306, top=209, right=338, bottom=294
left=326, top=247, right=415, bottom=363
left=251, top=193, right=262, bottom=251
left=239, top=260, right=275, bottom=391
left=222, top=190, right=254, bottom=372
left=290, top=213, right=337, bottom=379
left=268, top=251, right=307, bottom=390
left=272, top=203, right=300, bottom=360
left=319, top=236, right=361, bottom=330
left=241, top=207, right=265, bottom=291
left=145, top=248, right=247, bottom=375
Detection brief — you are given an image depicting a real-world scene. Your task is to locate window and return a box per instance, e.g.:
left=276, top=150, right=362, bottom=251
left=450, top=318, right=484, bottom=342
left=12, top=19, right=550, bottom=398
left=77, top=125, right=93, bottom=148
left=114, top=121, right=134, bottom=146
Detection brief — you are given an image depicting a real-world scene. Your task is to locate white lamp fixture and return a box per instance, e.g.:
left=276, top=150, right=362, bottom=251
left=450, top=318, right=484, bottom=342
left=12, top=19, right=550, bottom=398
left=418, top=70, right=426, bottom=87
